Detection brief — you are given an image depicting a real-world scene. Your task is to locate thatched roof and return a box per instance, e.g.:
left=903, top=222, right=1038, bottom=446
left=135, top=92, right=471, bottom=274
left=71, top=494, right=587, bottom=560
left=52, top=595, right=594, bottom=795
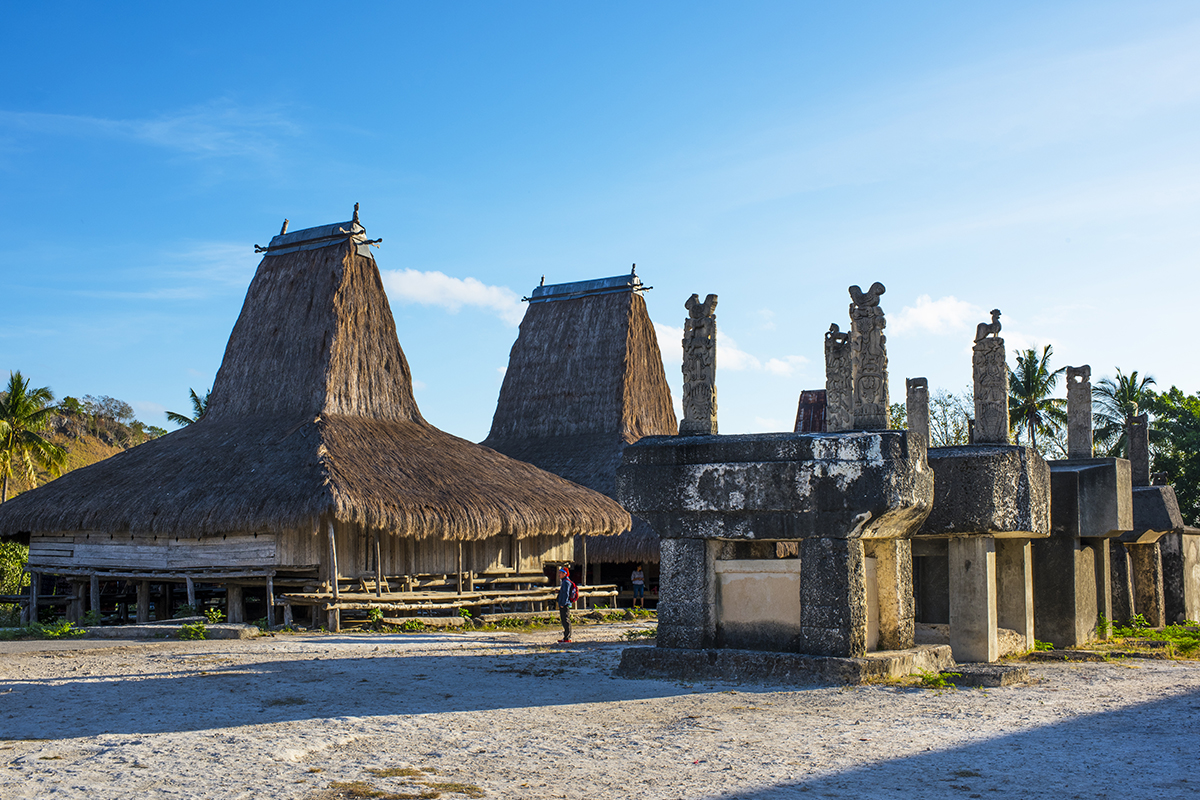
left=482, top=273, right=677, bottom=562
left=0, top=215, right=630, bottom=541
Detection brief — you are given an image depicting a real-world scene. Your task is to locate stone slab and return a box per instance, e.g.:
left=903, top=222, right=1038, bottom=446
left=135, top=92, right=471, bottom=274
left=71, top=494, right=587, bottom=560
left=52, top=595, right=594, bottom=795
left=84, top=623, right=259, bottom=640
left=615, top=644, right=953, bottom=685
left=943, top=663, right=1031, bottom=687
left=918, top=445, right=1051, bottom=538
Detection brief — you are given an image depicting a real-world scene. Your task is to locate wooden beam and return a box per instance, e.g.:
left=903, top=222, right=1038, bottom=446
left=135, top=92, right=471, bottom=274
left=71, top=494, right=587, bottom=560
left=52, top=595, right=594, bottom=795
left=226, top=584, right=244, bottom=623
left=89, top=574, right=101, bottom=616
left=456, top=543, right=463, bottom=595
left=26, top=572, right=38, bottom=625
left=266, top=574, right=276, bottom=628
left=185, top=576, right=196, bottom=608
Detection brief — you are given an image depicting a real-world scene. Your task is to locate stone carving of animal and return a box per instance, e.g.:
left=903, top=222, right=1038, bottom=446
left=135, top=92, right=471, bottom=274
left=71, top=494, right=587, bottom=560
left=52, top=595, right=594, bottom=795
left=848, top=282, right=886, bottom=308
left=974, top=309, right=1002, bottom=342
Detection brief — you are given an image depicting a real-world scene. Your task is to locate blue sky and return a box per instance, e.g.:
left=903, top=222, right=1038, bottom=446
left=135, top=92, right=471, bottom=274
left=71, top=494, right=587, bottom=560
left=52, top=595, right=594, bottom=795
left=3, top=2, right=1198, bottom=440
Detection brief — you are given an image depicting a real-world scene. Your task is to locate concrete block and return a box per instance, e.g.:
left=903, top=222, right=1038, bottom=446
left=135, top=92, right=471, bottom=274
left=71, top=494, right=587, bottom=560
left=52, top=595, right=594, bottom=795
left=948, top=536, right=998, bottom=662
left=919, top=445, right=1051, bottom=538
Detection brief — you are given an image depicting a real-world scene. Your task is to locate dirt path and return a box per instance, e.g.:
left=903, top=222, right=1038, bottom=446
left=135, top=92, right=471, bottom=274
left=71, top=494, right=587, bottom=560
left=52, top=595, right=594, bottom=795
left=2, top=623, right=1198, bottom=799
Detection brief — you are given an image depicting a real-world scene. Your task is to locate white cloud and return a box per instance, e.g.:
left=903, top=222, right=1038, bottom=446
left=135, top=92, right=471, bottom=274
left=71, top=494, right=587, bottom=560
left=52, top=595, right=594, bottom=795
left=411, top=379, right=427, bottom=391
left=131, top=400, right=167, bottom=421
left=381, top=269, right=525, bottom=326
left=654, top=322, right=806, bottom=376
left=891, top=295, right=985, bottom=336
left=764, top=355, right=809, bottom=376
left=0, top=101, right=299, bottom=160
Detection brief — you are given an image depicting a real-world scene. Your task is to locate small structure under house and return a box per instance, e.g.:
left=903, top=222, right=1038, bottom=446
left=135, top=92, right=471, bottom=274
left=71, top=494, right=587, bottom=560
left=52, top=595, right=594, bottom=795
left=0, top=209, right=628, bottom=630
left=482, top=269, right=678, bottom=605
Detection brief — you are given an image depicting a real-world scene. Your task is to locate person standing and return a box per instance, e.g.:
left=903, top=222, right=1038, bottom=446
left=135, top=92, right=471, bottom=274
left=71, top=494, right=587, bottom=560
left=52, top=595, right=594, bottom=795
left=556, top=565, right=576, bottom=643
left=630, top=564, right=646, bottom=609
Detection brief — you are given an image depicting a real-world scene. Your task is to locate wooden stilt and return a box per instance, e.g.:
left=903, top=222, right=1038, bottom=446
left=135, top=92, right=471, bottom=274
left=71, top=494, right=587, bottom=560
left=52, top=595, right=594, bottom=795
left=136, top=581, right=150, bottom=624
left=374, top=531, right=383, bottom=598
left=185, top=576, right=196, bottom=609
left=328, top=520, right=340, bottom=602
left=226, top=584, right=244, bottom=623
left=582, top=538, right=588, bottom=609
left=90, top=574, right=101, bottom=618
left=283, top=601, right=293, bottom=628
left=266, top=574, right=276, bottom=628
left=457, top=543, right=463, bottom=595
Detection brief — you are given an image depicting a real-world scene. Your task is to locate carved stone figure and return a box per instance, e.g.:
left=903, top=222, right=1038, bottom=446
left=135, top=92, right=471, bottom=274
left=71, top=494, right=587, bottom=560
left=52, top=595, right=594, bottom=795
left=1129, top=412, right=1150, bottom=487
left=906, top=377, right=929, bottom=444
left=824, top=323, right=853, bottom=432
left=1066, top=365, right=1093, bottom=459
left=975, top=309, right=1002, bottom=343
left=848, top=282, right=888, bottom=430
left=680, top=293, right=718, bottom=436
left=972, top=310, right=1008, bottom=444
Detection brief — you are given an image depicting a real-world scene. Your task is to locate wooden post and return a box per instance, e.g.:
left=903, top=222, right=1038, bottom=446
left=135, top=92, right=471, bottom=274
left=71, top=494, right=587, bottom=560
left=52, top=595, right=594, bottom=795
left=374, top=531, right=383, bottom=598
left=136, top=581, right=150, bottom=624
left=283, top=601, right=294, bottom=627
left=582, top=538, right=588, bottom=609
left=185, top=576, right=196, bottom=609
left=227, top=584, right=244, bottom=624
left=266, top=574, right=276, bottom=628
left=66, top=580, right=83, bottom=623
left=159, top=583, right=173, bottom=620
left=457, top=543, right=464, bottom=595
left=89, top=574, right=101, bottom=618
left=328, top=520, right=340, bottom=602
left=327, top=606, right=341, bottom=632
left=26, top=572, right=39, bottom=625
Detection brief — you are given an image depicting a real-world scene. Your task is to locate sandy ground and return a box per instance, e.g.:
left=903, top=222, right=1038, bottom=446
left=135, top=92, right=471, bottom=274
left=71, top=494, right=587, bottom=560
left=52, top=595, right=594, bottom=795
left=2, top=621, right=1199, bottom=800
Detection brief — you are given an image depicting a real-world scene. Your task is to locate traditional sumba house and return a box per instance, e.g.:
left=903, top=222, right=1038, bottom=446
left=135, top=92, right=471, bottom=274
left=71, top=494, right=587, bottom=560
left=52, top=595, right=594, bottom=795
left=0, top=209, right=629, bottom=630
left=482, top=270, right=677, bottom=603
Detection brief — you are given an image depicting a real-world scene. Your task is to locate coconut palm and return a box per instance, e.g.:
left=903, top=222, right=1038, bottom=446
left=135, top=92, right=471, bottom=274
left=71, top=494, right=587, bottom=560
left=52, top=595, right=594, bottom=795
left=1094, top=369, right=1157, bottom=457
left=1008, top=345, right=1067, bottom=454
left=166, top=388, right=210, bottom=427
left=0, top=371, right=68, bottom=503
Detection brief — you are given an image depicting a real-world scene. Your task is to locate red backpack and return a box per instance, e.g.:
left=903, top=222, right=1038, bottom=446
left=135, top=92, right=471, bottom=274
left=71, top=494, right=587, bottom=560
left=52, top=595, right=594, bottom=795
left=566, top=577, right=579, bottom=604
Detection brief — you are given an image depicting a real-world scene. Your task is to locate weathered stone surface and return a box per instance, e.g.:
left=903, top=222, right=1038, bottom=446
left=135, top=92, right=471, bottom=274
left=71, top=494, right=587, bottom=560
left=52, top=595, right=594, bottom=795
left=616, top=644, right=953, bottom=686
left=1126, top=484, right=1188, bottom=542
left=849, top=283, right=889, bottom=430
left=825, top=325, right=853, bottom=433
left=85, top=623, right=259, bottom=640
left=1130, top=542, right=1165, bottom=627
left=797, top=538, right=866, bottom=657
left=996, top=539, right=1034, bottom=650
left=1111, top=542, right=1136, bottom=623
left=918, top=445, right=1051, bottom=538
left=620, top=431, right=933, bottom=542
left=914, top=623, right=1029, bottom=659
left=866, top=538, right=915, bottom=650
left=948, top=536, right=998, bottom=662
left=972, top=331, right=1008, bottom=444
left=1161, top=532, right=1200, bottom=624
left=681, top=293, right=718, bottom=436
left=905, top=377, right=929, bottom=446
left=945, top=663, right=1031, bottom=687
left=656, top=538, right=716, bottom=649
left=1066, top=366, right=1093, bottom=459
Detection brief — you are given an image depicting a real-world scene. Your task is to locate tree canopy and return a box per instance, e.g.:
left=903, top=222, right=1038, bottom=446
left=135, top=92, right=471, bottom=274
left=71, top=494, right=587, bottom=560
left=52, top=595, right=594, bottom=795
left=0, top=371, right=68, bottom=503
left=1008, top=345, right=1067, bottom=455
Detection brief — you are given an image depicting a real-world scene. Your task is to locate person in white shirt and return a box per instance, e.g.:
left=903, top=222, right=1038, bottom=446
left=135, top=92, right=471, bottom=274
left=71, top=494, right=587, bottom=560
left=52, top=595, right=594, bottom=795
left=631, top=564, right=646, bottom=609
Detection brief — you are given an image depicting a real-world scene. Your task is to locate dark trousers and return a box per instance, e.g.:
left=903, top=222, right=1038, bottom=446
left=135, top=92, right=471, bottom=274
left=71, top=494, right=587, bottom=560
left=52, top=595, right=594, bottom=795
left=559, top=605, right=572, bottom=640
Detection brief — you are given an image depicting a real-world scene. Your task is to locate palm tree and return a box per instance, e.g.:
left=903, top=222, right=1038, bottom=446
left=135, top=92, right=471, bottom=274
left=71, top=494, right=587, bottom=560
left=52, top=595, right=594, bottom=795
left=0, top=371, right=68, bottom=503
left=1008, top=345, right=1067, bottom=454
left=166, top=388, right=210, bottom=427
left=1094, top=369, right=1157, bottom=457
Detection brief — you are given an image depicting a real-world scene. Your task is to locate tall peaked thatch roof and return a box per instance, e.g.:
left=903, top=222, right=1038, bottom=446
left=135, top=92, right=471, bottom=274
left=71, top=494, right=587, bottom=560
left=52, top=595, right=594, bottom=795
left=482, top=272, right=677, bottom=562
left=0, top=214, right=630, bottom=541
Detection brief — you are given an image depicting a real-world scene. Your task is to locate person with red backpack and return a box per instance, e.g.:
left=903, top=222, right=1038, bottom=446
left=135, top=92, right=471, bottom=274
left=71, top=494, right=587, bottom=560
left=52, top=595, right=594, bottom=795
left=556, top=565, right=578, bottom=643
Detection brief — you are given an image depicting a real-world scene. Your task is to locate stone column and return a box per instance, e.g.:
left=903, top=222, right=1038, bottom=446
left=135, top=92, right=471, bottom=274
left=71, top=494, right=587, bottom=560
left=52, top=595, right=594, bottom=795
left=798, top=537, right=867, bottom=657
left=680, top=294, right=718, bottom=436
left=996, top=539, right=1034, bottom=649
left=1066, top=366, right=1093, bottom=459
left=906, top=378, right=929, bottom=445
left=655, top=538, right=716, bottom=649
left=1129, top=543, right=1165, bottom=627
left=825, top=324, right=853, bottom=432
left=1090, top=539, right=1112, bottom=637
left=865, top=539, right=915, bottom=650
left=948, top=536, right=998, bottom=662
left=972, top=311, right=1008, bottom=444
left=1111, top=542, right=1135, bottom=623
left=1129, top=413, right=1150, bottom=487
left=849, top=283, right=889, bottom=430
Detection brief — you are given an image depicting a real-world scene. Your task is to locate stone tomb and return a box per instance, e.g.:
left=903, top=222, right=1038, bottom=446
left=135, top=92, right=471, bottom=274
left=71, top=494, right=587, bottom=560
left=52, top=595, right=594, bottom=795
left=617, top=430, right=933, bottom=659
left=1036, top=457, right=1131, bottom=646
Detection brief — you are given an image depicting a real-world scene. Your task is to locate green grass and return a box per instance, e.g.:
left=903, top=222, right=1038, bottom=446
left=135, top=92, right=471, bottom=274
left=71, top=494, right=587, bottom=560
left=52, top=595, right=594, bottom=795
left=1110, top=622, right=1200, bottom=657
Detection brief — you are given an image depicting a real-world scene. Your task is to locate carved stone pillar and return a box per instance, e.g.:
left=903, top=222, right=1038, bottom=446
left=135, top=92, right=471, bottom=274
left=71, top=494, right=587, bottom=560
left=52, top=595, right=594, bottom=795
left=906, top=377, right=929, bottom=445
left=1129, top=413, right=1150, bottom=487
left=825, top=324, right=853, bottom=432
left=680, top=293, right=718, bottom=436
left=1066, top=365, right=1093, bottom=459
left=848, top=282, right=888, bottom=430
left=972, top=311, right=1008, bottom=444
